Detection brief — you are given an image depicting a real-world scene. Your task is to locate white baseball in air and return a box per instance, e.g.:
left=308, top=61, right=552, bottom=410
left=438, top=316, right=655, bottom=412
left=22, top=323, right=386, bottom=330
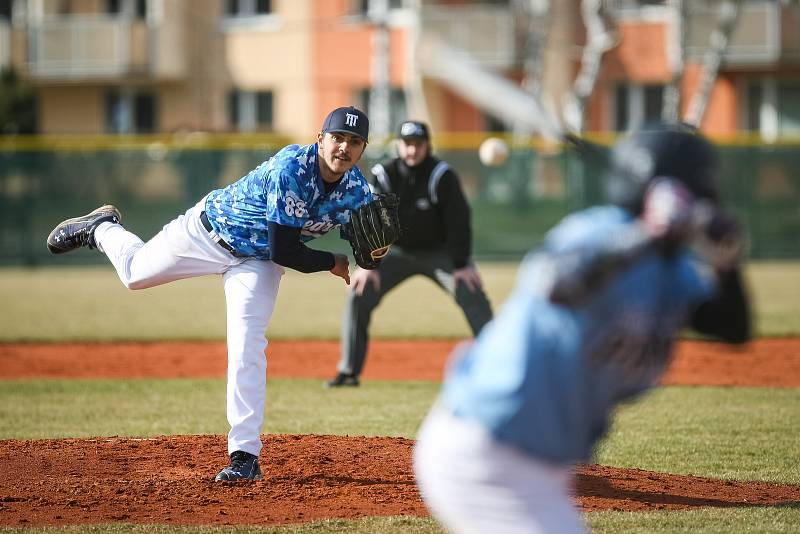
left=479, top=137, right=509, bottom=167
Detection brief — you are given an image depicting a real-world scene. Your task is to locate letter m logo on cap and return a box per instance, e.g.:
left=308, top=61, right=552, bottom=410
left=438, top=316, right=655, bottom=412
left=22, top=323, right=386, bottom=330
left=345, top=113, right=358, bottom=127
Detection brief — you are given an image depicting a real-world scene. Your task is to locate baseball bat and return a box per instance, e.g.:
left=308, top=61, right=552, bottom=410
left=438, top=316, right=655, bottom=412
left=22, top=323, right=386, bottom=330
left=416, top=37, right=567, bottom=143
left=415, top=36, right=605, bottom=159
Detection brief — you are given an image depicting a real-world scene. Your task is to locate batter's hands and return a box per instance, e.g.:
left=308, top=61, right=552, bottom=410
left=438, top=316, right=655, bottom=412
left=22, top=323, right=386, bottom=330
left=330, top=253, right=351, bottom=285
left=697, top=210, right=745, bottom=273
left=641, top=177, right=696, bottom=244
left=453, top=266, right=483, bottom=293
left=351, top=267, right=380, bottom=296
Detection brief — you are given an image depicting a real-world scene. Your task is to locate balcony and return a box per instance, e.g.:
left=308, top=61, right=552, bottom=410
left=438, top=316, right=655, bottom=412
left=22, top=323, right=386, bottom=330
left=685, top=1, right=800, bottom=65
left=420, top=4, right=515, bottom=70
left=26, top=15, right=185, bottom=80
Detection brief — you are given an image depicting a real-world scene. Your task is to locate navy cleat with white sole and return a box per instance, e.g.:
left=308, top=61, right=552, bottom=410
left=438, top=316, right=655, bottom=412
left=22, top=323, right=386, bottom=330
left=46, top=205, right=121, bottom=254
left=214, top=450, right=262, bottom=482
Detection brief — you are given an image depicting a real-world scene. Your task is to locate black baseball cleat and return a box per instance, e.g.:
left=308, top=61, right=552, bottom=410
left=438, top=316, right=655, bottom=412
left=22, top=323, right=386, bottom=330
left=46, top=205, right=121, bottom=254
left=214, top=450, right=262, bottom=482
left=325, top=372, right=360, bottom=388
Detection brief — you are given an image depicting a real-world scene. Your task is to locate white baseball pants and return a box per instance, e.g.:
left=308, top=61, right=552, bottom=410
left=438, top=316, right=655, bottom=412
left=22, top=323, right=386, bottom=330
left=414, top=403, right=587, bottom=534
left=93, top=198, right=284, bottom=457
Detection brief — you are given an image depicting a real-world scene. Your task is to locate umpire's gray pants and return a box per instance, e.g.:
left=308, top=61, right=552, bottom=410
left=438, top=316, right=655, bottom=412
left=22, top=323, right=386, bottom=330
left=338, top=247, right=493, bottom=377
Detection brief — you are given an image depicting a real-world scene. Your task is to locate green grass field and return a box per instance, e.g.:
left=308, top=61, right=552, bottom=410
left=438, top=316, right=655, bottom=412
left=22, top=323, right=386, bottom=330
left=0, top=261, right=798, bottom=341
left=1, top=261, right=799, bottom=533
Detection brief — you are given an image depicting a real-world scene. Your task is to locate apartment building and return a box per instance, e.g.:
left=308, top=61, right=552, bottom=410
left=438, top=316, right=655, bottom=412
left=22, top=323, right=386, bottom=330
left=595, top=0, right=800, bottom=139
left=1, top=0, right=799, bottom=140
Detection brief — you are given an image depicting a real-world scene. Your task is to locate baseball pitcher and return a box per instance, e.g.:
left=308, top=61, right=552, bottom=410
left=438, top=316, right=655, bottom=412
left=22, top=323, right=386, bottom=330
left=46, top=106, right=399, bottom=482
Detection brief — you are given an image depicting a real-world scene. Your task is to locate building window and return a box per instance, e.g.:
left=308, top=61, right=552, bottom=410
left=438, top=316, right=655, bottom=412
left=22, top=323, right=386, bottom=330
left=226, top=0, right=271, bottom=16
left=56, top=0, right=72, bottom=15
left=352, top=0, right=405, bottom=16
left=747, top=82, right=763, bottom=132
left=0, top=0, right=12, bottom=20
left=609, top=0, right=666, bottom=11
left=614, top=84, right=629, bottom=132
left=133, top=92, right=155, bottom=132
left=746, top=79, right=800, bottom=140
left=222, top=0, right=277, bottom=30
left=643, top=85, right=664, bottom=123
left=105, top=0, right=146, bottom=18
left=613, top=83, right=664, bottom=132
left=778, top=84, right=800, bottom=137
left=351, top=0, right=416, bottom=19
left=106, top=89, right=157, bottom=134
left=228, top=90, right=273, bottom=132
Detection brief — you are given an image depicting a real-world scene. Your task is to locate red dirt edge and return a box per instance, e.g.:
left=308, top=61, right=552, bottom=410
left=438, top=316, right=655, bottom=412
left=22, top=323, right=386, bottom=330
left=2, top=338, right=799, bottom=387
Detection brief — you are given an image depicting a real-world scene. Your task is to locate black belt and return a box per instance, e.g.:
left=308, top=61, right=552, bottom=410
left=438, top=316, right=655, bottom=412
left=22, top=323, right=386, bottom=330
left=200, top=211, right=243, bottom=257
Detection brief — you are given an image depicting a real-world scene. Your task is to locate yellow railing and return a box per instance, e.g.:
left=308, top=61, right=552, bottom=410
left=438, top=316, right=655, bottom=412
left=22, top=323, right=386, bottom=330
left=2, top=131, right=800, bottom=152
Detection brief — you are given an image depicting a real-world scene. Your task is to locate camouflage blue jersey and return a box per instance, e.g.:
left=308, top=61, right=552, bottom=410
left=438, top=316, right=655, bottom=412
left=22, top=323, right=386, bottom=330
left=204, top=143, right=372, bottom=259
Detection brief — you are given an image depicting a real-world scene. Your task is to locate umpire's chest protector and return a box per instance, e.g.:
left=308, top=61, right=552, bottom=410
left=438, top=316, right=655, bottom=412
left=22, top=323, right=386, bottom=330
left=373, top=157, right=452, bottom=247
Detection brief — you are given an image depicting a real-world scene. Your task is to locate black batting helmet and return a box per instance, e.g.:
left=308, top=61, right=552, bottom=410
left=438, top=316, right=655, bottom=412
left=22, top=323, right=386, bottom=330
left=606, top=122, right=720, bottom=215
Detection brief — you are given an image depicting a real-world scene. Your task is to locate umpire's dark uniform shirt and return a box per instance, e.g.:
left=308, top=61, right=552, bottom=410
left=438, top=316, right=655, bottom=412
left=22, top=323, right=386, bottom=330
left=371, top=154, right=472, bottom=268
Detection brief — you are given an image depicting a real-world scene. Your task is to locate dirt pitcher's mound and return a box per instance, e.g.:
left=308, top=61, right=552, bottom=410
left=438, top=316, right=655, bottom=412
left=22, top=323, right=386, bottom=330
left=2, top=338, right=800, bottom=387
left=1, top=434, right=799, bottom=527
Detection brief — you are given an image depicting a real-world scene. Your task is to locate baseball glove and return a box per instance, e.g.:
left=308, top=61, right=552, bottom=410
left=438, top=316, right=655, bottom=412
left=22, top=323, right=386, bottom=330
left=347, top=193, right=401, bottom=269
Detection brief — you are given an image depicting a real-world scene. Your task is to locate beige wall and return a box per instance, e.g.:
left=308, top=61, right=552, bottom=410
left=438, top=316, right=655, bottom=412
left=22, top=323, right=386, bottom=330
left=222, top=0, right=315, bottom=138
left=39, top=87, right=104, bottom=134
left=10, top=27, right=27, bottom=69
left=157, top=0, right=227, bottom=132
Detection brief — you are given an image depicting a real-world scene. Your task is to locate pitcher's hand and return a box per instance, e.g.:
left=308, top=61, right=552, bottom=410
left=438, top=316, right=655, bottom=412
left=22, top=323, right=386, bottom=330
left=330, top=254, right=351, bottom=285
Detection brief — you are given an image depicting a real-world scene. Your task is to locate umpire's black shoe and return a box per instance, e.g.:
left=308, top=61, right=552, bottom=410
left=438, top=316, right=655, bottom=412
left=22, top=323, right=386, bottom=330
left=214, top=450, right=262, bottom=482
left=325, top=373, right=360, bottom=388
left=47, top=205, right=121, bottom=254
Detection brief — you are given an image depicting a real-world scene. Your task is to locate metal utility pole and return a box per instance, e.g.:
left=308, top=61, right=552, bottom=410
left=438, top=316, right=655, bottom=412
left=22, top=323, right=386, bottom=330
left=512, top=0, right=551, bottom=138
left=563, top=0, right=617, bottom=134
left=404, top=0, right=430, bottom=123
left=684, top=0, right=742, bottom=128
left=662, top=0, right=687, bottom=122
left=368, top=0, right=392, bottom=147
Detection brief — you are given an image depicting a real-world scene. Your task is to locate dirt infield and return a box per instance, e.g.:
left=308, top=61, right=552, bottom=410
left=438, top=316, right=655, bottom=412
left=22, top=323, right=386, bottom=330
left=1, top=338, right=799, bottom=527
left=2, top=338, right=800, bottom=386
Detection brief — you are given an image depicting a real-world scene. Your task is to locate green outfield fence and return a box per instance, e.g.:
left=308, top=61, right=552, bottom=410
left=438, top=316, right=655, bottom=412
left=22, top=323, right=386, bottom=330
left=1, top=133, right=799, bottom=266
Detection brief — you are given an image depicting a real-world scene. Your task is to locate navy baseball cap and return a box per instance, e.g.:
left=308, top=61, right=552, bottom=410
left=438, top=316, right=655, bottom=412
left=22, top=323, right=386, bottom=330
left=321, top=106, right=369, bottom=141
left=398, top=120, right=429, bottom=140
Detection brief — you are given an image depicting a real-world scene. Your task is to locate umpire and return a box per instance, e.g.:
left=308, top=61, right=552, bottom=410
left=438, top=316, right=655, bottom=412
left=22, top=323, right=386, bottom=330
left=327, top=120, right=493, bottom=387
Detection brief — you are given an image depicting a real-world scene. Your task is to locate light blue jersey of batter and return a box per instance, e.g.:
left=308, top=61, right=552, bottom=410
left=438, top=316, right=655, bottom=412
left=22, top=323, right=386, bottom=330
left=204, top=143, right=372, bottom=259
left=442, top=205, right=717, bottom=464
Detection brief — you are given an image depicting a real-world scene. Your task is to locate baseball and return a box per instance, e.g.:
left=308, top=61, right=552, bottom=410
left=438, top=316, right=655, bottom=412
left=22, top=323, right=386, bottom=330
left=479, top=137, right=509, bottom=167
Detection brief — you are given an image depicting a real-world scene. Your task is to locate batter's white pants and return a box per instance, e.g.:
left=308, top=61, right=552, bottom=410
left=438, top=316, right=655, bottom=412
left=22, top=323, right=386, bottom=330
left=414, top=404, right=587, bottom=534
left=93, top=198, right=284, bottom=458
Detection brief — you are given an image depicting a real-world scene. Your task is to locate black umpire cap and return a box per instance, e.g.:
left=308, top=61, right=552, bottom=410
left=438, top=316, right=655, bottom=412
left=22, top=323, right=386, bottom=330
left=321, top=106, right=369, bottom=142
left=398, top=120, right=430, bottom=141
